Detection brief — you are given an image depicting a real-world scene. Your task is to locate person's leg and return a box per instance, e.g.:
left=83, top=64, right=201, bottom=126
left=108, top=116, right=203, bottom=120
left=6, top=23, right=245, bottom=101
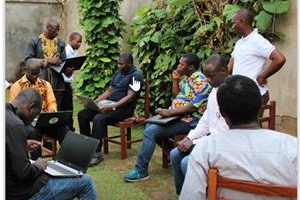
left=54, top=91, right=64, bottom=111
left=61, top=83, right=75, bottom=131
left=180, top=155, right=189, bottom=176
left=28, top=175, right=97, bottom=200
left=78, top=109, right=98, bottom=137
left=170, top=148, right=186, bottom=195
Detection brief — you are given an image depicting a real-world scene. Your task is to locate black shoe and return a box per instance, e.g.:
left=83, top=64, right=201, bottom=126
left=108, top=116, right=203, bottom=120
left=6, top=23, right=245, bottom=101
left=89, top=153, right=104, bottom=167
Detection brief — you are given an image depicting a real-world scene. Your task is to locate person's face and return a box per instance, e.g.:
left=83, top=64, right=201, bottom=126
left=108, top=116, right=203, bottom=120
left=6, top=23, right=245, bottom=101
left=46, top=23, right=60, bottom=39
left=17, top=102, right=41, bottom=125
left=70, top=35, right=82, bottom=50
left=118, top=58, right=131, bottom=72
left=176, top=57, right=190, bottom=76
left=26, top=66, right=40, bottom=84
left=203, top=64, right=227, bottom=88
left=231, top=14, right=244, bottom=36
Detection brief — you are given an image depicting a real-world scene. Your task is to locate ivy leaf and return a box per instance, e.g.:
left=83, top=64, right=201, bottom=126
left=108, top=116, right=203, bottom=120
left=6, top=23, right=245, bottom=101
left=100, top=57, right=112, bottom=63
left=108, top=37, right=119, bottom=44
left=83, top=19, right=97, bottom=31
left=274, top=31, right=286, bottom=40
left=262, top=0, right=289, bottom=14
left=167, top=0, right=191, bottom=8
left=223, top=5, right=241, bottom=21
left=254, top=11, right=272, bottom=33
left=151, top=32, right=162, bottom=43
left=102, top=17, right=114, bottom=27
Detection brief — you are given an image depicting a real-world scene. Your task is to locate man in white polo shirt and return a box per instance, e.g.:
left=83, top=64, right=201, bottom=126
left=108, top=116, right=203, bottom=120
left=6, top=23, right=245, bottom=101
left=228, top=8, right=286, bottom=104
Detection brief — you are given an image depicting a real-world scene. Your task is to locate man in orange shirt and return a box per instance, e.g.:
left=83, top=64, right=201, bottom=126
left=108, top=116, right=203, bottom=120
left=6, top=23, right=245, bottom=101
left=9, top=58, right=67, bottom=159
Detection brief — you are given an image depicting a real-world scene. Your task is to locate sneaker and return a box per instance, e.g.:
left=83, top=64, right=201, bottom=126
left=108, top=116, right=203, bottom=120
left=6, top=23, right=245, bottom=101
left=89, top=153, right=104, bottom=167
left=123, top=168, right=149, bottom=182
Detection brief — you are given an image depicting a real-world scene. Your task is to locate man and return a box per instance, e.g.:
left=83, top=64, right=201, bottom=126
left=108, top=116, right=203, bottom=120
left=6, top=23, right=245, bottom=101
left=6, top=88, right=97, bottom=200
left=61, top=32, right=83, bottom=131
left=170, top=54, right=229, bottom=195
left=78, top=52, right=144, bottom=166
left=25, top=18, right=66, bottom=110
left=179, top=75, right=297, bottom=200
left=9, top=58, right=68, bottom=159
left=123, top=53, right=211, bottom=182
left=228, top=8, right=286, bottom=104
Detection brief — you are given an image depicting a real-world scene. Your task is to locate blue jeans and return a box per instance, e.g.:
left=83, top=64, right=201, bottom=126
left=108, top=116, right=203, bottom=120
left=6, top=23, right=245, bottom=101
left=28, top=174, right=97, bottom=200
left=135, top=120, right=193, bottom=174
left=170, top=147, right=191, bottom=195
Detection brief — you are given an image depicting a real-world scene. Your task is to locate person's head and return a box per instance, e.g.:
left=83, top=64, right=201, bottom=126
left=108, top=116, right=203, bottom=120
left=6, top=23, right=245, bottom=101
left=45, top=19, right=60, bottom=39
left=25, top=58, right=42, bottom=84
left=217, top=75, right=261, bottom=127
left=177, top=53, right=200, bottom=76
left=203, top=54, right=229, bottom=88
left=11, top=88, right=42, bottom=125
left=118, top=52, right=133, bottom=72
left=231, top=8, right=253, bottom=36
left=69, top=32, right=82, bottom=50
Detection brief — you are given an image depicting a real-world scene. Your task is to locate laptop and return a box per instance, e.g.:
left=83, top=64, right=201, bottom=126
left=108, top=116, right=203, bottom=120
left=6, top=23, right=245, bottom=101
left=145, top=114, right=181, bottom=125
left=77, top=95, right=116, bottom=112
left=31, top=111, right=73, bottom=128
left=44, top=131, right=99, bottom=177
left=51, top=55, right=87, bottom=73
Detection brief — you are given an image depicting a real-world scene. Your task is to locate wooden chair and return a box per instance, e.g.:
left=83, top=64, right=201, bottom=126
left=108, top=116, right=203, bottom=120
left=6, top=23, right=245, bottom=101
left=259, top=101, right=276, bottom=130
left=103, top=78, right=150, bottom=159
left=208, top=168, right=297, bottom=200
left=41, top=135, right=57, bottom=158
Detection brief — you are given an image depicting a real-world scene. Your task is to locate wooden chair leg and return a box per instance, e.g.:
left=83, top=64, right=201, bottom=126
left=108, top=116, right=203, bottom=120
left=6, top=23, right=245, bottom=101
left=120, top=126, right=127, bottom=159
left=127, top=127, right=131, bottom=149
left=103, top=127, right=109, bottom=154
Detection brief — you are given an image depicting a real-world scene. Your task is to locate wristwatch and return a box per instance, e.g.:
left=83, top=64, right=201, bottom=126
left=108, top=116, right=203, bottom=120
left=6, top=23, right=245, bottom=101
left=112, top=107, right=116, bottom=111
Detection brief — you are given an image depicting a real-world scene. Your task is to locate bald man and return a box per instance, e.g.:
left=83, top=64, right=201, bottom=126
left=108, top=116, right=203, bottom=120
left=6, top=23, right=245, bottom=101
left=25, top=18, right=66, bottom=110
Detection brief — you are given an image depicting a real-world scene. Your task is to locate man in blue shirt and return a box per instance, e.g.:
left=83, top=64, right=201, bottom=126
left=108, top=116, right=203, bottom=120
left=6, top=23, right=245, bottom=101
left=78, top=52, right=144, bottom=166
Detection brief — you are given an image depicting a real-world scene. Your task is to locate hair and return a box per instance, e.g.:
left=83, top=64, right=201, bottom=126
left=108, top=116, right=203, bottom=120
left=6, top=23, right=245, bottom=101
left=69, top=32, right=82, bottom=41
left=182, top=53, right=200, bottom=69
left=119, top=52, right=133, bottom=65
left=217, top=75, right=261, bottom=125
left=236, top=8, right=253, bottom=25
left=25, top=58, right=42, bottom=70
left=16, top=88, right=42, bottom=110
left=203, top=54, right=228, bottom=71
left=46, top=18, right=59, bottom=27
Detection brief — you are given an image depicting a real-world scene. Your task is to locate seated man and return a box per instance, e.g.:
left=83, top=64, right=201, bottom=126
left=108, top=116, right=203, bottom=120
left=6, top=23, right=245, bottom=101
left=170, top=54, right=229, bottom=195
left=6, top=88, right=97, bottom=200
left=179, top=75, right=297, bottom=200
left=9, top=58, right=68, bottom=159
left=78, top=52, right=144, bottom=166
left=123, top=53, right=211, bottom=182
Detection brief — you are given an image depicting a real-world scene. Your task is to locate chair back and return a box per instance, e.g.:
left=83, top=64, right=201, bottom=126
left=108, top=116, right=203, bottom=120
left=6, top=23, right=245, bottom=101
left=208, top=168, right=297, bottom=200
left=143, top=78, right=150, bottom=119
left=259, top=101, right=276, bottom=130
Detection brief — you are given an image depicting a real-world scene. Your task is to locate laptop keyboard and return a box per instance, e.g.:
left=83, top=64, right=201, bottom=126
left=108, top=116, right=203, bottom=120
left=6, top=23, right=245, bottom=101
left=48, top=162, right=75, bottom=175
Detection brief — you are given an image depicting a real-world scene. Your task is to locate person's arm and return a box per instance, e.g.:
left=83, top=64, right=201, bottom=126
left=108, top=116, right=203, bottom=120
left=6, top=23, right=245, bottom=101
left=257, top=49, right=286, bottom=86
left=45, top=82, right=57, bottom=112
left=157, top=104, right=197, bottom=117
left=172, top=70, right=180, bottom=97
left=228, top=57, right=234, bottom=74
left=95, top=86, right=114, bottom=102
left=24, top=38, right=37, bottom=62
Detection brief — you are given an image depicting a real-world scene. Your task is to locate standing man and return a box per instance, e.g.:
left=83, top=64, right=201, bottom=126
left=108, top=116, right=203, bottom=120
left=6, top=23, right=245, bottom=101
left=78, top=52, right=144, bottom=166
left=228, top=8, right=286, bottom=104
left=170, top=54, right=229, bottom=195
left=123, top=53, right=211, bottom=182
left=61, top=32, right=83, bottom=131
left=179, top=75, right=297, bottom=200
left=25, top=18, right=66, bottom=110
left=6, top=88, right=97, bottom=200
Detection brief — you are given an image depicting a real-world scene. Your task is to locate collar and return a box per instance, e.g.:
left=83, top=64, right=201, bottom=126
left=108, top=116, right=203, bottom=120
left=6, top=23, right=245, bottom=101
left=67, top=44, right=76, bottom=54
left=242, top=28, right=257, bottom=41
left=120, top=67, right=136, bottom=75
left=19, top=75, right=42, bottom=85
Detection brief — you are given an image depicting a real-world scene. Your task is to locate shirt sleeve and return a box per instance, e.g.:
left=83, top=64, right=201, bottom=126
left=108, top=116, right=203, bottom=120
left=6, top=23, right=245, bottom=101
left=58, top=40, right=66, bottom=62
left=24, top=38, right=37, bottom=61
left=128, top=72, right=144, bottom=93
left=256, top=35, right=275, bottom=58
left=190, top=79, right=211, bottom=109
left=45, top=82, right=57, bottom=112
left=8, top=83, right=21, bottom=103
left=187, top=109, right=210, bottom=142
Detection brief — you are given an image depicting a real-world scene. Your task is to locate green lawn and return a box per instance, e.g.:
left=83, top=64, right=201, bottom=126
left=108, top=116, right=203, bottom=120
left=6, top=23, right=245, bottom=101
left=73, top=97, right=177, bottom=200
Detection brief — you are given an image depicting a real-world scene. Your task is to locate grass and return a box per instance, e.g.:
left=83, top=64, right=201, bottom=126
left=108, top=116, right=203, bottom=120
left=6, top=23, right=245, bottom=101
left=73, top=97, right=177, bottom=200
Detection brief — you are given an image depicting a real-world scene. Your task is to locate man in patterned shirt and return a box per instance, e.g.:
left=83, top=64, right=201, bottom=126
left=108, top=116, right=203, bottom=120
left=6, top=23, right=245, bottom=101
left=9, top=58, right=68, bottom=159
left=123, top=53, right=211, bottom=182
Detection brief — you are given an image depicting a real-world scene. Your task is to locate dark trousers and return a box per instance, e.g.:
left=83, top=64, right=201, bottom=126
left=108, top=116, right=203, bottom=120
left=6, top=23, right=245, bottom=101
left=27, top=125, right=68, bottom=159
left=54, top=91, right=64, bottom=111
left=60, top=83, right=75, bottom=131
left=77, top=107, right=134, bottom=153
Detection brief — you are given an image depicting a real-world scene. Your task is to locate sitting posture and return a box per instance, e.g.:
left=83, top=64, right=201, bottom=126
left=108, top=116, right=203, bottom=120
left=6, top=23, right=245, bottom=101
left=170, top=54, right=229, bottom=195
left=6, top=88, right=97, bottom=200
left=9, top=58, right=68, bottom=159
left=78, top=52, right=144, bottom=166
left=179, top=75, right=297, bottom=200
left=123, top=53, right=211, bottom=182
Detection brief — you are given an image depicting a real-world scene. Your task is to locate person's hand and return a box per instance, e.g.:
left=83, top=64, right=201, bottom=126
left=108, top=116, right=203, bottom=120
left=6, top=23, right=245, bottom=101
left=172, top=70, right=180, bottom=80
left=64, top=66, right=74, bottom=77
left=129, top=77, right=141, bottom=92
left=99, top=104, right=114, bottom=114
left=156, top=108, right=172, bottom=117
left=177, top=137, right=193, bottom=152
left=257, top=75, right=267, bottom=87
left=27, top=140, right=42, bottom=152
left=33, top=158, right=47, bottom=170
left=47, top=56, right=62, bottom=65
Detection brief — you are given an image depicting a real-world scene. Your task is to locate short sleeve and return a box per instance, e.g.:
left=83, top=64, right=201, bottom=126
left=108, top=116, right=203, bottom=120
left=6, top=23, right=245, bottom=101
left=256, top=36, right=275, bottom=58
left=128, top=72, right=144, bottom=93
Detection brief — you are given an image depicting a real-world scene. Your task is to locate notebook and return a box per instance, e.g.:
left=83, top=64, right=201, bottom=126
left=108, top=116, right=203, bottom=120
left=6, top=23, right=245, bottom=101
left=44, top=131, right=99, bottom=177
left=31, top=111, right=72, bottom=128
left=51, top=55, right=87, bottom=73
left=77, top=95, right=116, bottom=112
left=145, top=114, right=181, bottom=125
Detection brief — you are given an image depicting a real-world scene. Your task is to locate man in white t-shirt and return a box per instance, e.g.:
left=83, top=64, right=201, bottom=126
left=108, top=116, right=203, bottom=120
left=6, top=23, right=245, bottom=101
left=179, top=75, right=297, bottom=200
left=228, top=8, right=286, bottom=104
left=170, top=54, right=229, bottom=195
